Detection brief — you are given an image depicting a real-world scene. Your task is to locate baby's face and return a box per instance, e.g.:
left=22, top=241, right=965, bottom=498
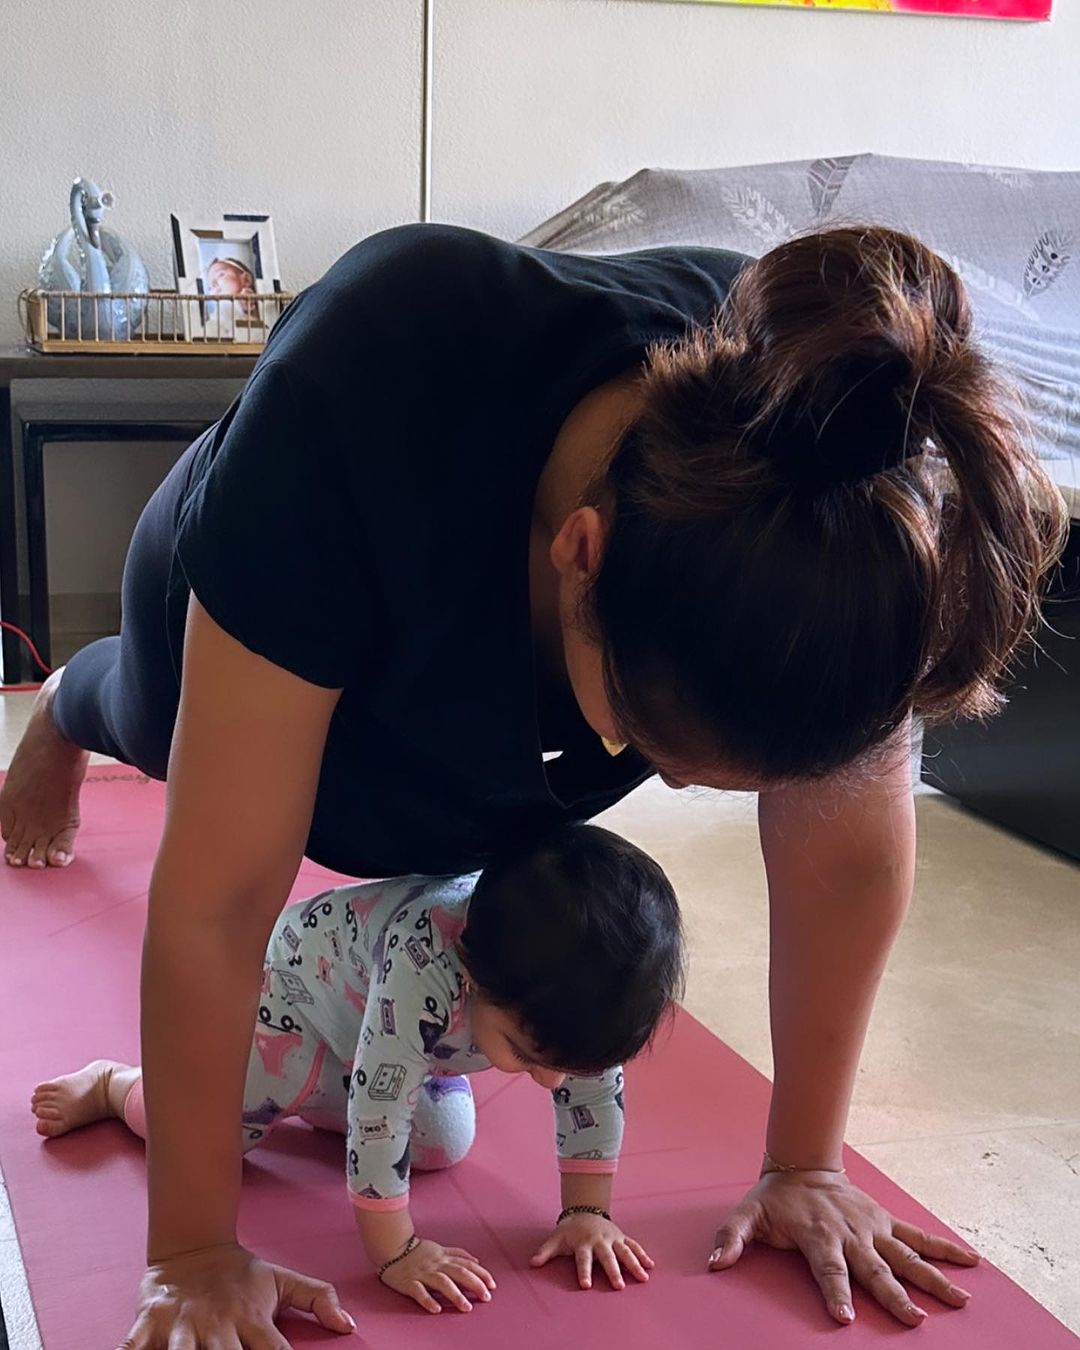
left=206, top=260, right=253, bottom=296
left=469, top=995, right=567, bottom=1091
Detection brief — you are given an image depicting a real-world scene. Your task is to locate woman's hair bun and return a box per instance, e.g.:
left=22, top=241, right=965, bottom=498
left=725, top=225, right=974, bottom=491
left=587, top=222, right=1068, bottom=782
left=745, top=338, right=924, bottom=490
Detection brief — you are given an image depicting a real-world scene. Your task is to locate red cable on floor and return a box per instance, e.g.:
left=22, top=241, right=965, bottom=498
left=0, top=619, right=51, bottom=692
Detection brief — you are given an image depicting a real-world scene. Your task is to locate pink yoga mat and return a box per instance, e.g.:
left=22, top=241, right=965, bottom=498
left=2, top=769, right=1076, bottom=1348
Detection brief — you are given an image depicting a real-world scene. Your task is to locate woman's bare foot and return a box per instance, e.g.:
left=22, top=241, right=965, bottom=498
left=30, top=1060, right=140, bottom=1138
left=0, top=667, right=89, bottom=868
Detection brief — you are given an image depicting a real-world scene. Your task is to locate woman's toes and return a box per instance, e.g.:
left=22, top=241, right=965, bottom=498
left=47, top=828, right=77, bottom=867
left=5, top=839, right=28, bottom=866
left=27, top=842, right=49, bottom=869
left=4, top=826, right=24, bottom=861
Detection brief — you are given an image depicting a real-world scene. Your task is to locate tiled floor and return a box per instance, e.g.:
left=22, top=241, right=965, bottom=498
left=2, top=689, right=1078, bottom=1337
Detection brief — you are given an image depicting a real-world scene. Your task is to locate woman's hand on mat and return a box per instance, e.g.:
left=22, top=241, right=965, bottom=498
left=378, top=1238, right=497, bottom=1314
left=119, top=1242, right=356, bottom=1348
left=708, top=1170, right=980, bottom=1327
left=530, top=1215, right=655, bottom=1290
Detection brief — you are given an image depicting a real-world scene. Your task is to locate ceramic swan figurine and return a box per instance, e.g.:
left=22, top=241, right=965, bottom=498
left=39, top=178, right=149, bottom=339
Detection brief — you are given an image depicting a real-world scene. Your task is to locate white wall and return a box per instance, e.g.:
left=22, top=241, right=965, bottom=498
left=433, top=0, right=1080, bottom=241
left=2, top=0, right=1077, bottom=606
left=1, top=1, right=422, bottom=603
left=1, top=1, right=423, bottom=344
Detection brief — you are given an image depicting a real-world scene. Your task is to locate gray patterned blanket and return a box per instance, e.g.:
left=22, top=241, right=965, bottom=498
left=519, top=154, right=1079, bottom=511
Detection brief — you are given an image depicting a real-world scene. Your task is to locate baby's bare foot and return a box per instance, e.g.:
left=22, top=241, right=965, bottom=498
left=30, top=1060, right=138, bottom=1138
left=1, top=668, right=89, bottom=868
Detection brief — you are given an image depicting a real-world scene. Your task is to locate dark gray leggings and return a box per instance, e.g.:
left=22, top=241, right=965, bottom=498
left=52, top=439, right=201, bottom=781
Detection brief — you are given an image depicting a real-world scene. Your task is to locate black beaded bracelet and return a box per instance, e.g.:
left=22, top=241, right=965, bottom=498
left=377, top=1233, right=420, bottom=1280
left=557, top=1205, right=611, bottom=1225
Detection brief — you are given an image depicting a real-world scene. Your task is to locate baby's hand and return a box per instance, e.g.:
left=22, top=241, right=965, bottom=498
left=530, top=1214, right=654, bottom=1290
left=379, top=1238, right=496, bottom=1314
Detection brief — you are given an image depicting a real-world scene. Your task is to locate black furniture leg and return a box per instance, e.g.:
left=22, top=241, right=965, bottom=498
left=0, top=384, right=24, bottom=684
left=12, top=417, right=210, bottom=682
left=22, top=424, right=51, bottom=673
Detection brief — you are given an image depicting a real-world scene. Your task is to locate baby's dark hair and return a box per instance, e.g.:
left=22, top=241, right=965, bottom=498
left=458, top=824, right=685, bottom=1075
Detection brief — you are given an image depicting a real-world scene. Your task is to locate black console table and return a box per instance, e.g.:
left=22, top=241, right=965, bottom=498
left=0, top=347, right=257, bottom=684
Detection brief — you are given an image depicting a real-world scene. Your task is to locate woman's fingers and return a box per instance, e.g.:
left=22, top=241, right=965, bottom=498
left=202, top=1334, right=244, bottom=1350
left=409, top=1280, right=443, bottom=1315
left=431, top=1272, right=473, bottom=1313
left=848, top=1246, right=928, bottom=1327
left=614, top=1238, right=650, bottom=1283
left=709, top=1207, right=755, bottom=1270
left=575, top=1245, right=594, bottom=1290
left=239, top=1328, right=293, bottom=1350
left=876, top=1236, right=972, bottom=1307
left=892, top=1220, right=980, bottom=1268
left=278, top=1271, right=355, bottom=1334
left=797, top=1235, right=857, bottom=1325
left=597, top=1243, right=626, bottom=1291
left=115, top=1314, right=153, bottom=1349
left=165, top=1328, right=199, bottom=1350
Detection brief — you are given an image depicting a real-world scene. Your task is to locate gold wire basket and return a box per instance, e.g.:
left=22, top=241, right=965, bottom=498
left=18, top=287, right=295, bottom=355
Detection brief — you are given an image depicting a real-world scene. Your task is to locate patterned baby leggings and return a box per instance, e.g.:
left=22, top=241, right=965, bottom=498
left=121, top=975, right=476, bottom=1172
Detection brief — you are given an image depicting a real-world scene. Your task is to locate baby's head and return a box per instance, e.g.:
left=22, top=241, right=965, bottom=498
left=206, top=256, right=256, bottom=296
left=459, top=824, right=685, bottom=1088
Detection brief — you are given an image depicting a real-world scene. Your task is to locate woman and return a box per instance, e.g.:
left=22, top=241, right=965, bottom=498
left=2, top=222, right=1065, bottom=1347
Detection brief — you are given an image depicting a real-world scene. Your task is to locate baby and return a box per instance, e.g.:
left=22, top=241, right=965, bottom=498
left=31, top=824, right=685, bottom=1313
left=205, top=256, right=259, bottom=316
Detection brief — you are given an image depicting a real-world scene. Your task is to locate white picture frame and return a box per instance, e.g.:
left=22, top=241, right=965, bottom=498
left=170, top=211, right=283, bottom=341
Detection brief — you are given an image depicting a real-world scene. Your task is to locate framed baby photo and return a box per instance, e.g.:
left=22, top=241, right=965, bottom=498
left=171, top=211, right=283, bottom=341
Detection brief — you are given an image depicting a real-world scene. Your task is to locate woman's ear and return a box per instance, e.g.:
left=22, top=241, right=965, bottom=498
left=549, top=506, right=606, bottom=585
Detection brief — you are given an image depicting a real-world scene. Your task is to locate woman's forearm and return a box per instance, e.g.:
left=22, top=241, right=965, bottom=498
left=142, top=900, right=271, bottom=1261
left=758, top=766, right=916, bottom=1170
left=764, top=863, right=910, bottom=1169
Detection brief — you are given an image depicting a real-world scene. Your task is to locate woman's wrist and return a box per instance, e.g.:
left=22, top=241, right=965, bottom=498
left=760, top=1148, right=846, bottom=1177
left=146, top=1238, right=242, bottom=1267
left=764, top=1107, right=847, bottom=1175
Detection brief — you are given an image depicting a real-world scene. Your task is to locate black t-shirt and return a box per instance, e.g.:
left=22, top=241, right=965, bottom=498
left=175, top=223, right=749, bottom=877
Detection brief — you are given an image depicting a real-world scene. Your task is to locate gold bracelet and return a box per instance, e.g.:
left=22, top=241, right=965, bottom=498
left=761, top=1150, right=846, bottom=1176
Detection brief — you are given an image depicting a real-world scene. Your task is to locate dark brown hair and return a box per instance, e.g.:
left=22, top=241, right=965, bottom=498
left=586, top=225, right=1069, bottom=782
left=460, top=824, right=685, bottom=1073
